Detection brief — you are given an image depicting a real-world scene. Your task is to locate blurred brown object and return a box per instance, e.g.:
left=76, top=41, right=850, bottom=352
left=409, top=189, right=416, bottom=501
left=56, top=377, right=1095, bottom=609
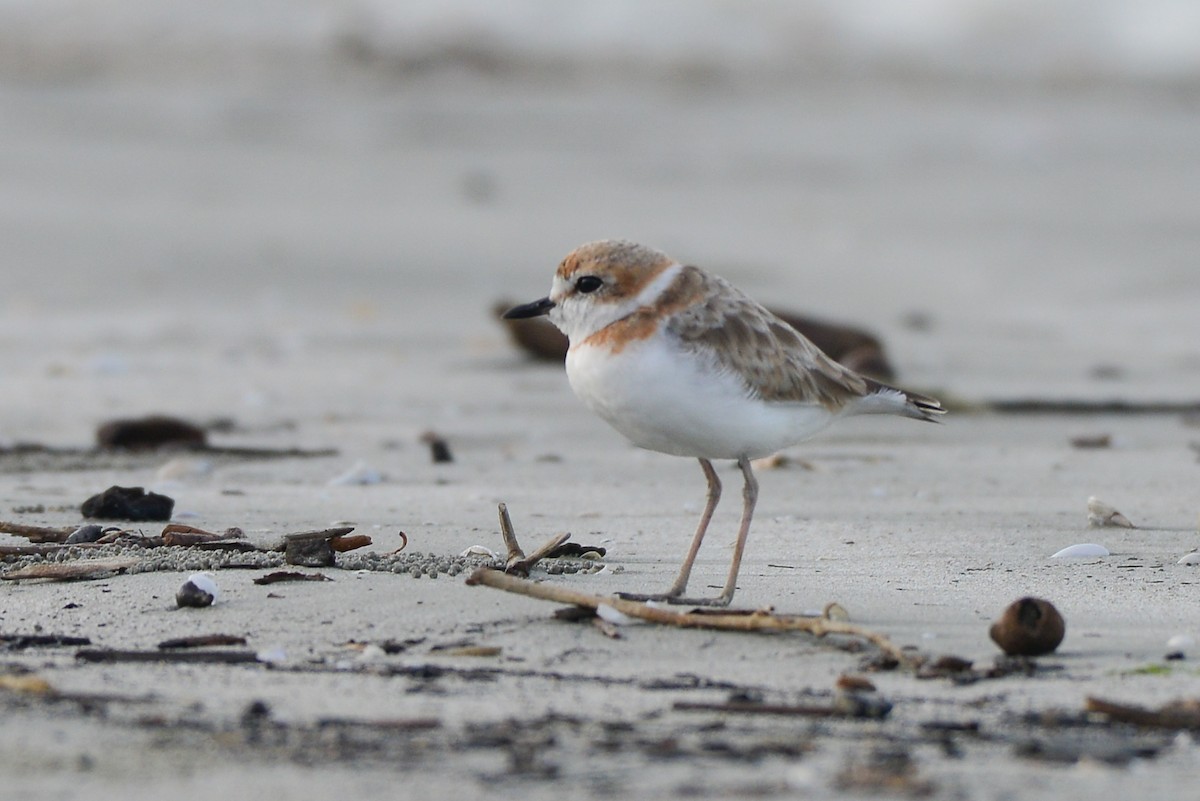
left=989, top=597, right=1065, bottom=657
left=96, top=415, right=207, bottom=450
left=495, top=301, right=896, bottom=382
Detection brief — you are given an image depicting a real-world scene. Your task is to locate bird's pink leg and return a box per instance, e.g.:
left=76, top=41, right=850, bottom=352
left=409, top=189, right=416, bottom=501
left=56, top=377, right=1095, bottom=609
left=618, top=458, right=721, bottom=602
left=618, top=457, right=759, bottom=607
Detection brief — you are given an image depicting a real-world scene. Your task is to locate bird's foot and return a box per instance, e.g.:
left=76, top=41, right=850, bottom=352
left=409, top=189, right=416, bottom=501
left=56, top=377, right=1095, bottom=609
left=616, top=591, right=733, bottom=608
left=615, top=590, right=678, bottom=603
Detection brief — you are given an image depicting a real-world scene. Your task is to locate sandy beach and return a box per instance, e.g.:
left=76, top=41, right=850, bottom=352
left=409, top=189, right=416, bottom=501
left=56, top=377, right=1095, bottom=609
left=2, top=5, right=1200, bottom=798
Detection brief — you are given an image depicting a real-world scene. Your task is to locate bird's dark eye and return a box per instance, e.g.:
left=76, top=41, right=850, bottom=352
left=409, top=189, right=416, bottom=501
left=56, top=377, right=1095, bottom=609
left=575, top=275, right=603, bottom=294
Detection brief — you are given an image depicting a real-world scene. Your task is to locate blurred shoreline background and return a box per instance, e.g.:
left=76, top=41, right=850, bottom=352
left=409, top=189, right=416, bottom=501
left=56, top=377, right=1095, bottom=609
left=1, top=1, right=1198, bottom=446
left=3, top=0, right=1200, bottom=85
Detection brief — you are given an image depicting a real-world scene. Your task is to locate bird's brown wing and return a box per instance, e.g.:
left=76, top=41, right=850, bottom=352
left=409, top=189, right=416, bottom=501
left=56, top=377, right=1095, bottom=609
left=664, top=269, right=869, bottom=410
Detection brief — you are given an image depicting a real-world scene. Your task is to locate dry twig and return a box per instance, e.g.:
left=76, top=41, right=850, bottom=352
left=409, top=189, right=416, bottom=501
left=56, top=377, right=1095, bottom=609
left=497, top=503, right=569, bottom=576
left=1085, top=696, right=1200, bottom=730
left=0, top=521, right=75, bottom=543
left=157, top=634, right=248, bottom=649
left=466, top=568, right=917, bottom=667
left=253, top=571, right=332, bottom=585
left=76, top=649, right=260, bottom=665
left=1, top=558, right=140, bottom=581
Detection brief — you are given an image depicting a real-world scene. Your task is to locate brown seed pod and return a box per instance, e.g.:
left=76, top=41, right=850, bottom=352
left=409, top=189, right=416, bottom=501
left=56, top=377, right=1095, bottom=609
left=836, top=674, right=877, bottom=693
left=330, top=534, right=372, bottom=552
left=989, top=597, right=1065, bottom=656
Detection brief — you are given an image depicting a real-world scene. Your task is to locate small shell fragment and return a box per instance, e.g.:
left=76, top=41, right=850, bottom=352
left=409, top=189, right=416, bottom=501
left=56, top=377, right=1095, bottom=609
left=328, top=461, right=384, bottom=486
left=357, top=643, right=387, bottom=663
left=155, top=457, right=214, bottom=483
left=1178, top=552, right=1200, bottom=565
left=255, top=647, right=287, bottom=664
left=176, top=573, right=219, bottom=608
left=822, top=602, right=850, bottom=622
left=596, top=604, right=642, bottom=626
left=1087, top=496, right=1135, bottom=528
left=1166, top=634, right=1195, bottom=658
left=1051, top=543, right=1110, bottom=559
left=64, top=524, right=105, bottom=545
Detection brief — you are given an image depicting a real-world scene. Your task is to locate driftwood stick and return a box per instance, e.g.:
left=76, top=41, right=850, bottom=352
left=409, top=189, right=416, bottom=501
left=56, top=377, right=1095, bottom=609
left=1, top=558, right=141, bottom=581
left=674, top=700, right=840, bottom=717
left=76, top=649, right=260, bottom=665
left=497, top=503, right=571, bottom=576
left=0, top=543, right=99, bottom=556
left=282, top=527, right=355, bottom=544
left=466, top=567, right=916, bottom=666
left=511, top=533, right=571, bottom=574
left=1084, top=696, right=1200, bottom=730
left=0, top=521, right=75, bottom=543
left=498, top=503, right=524, bottom=565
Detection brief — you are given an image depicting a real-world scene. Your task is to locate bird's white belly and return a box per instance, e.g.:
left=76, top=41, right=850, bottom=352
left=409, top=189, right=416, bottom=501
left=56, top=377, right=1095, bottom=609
left=565, top=336, right=836, bottom=460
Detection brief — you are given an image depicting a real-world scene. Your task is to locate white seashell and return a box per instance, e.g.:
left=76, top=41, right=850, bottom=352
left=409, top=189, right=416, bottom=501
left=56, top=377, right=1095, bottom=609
left=189, top=573, right=218, bottom=597
left=328, top=461, right=384, bottom=486
left=255, top=647, right=287, bottom=664
left=357, top=643, right=387, bottom=662
left=176, top=572, right=219, bottom=607
left=1051, top=543, right=1110, bottom=559
left=1087, top=496, right=1135, bottom=528
left=1166, top=634, right=1195, bottom=655
left=459, top=545, right=499, bottom=559
left=823, top=603, right=850, bottom=622
left=155, top=457, right=213, bottom=483
left=596, top=603, right=642, bottom=626
left=1178, top=552, right=1200, bottom=565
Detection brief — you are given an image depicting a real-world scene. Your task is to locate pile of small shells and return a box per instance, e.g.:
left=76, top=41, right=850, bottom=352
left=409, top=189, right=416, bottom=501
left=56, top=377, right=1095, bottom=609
left=1, top=545, right=605, bottom=579
left=336, top=549, right=605, bottom=579
left=1, top=545, right=286, bottom=574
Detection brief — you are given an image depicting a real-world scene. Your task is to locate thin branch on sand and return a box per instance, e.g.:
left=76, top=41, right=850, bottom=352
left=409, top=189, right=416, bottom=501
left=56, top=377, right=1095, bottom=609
left=497, top=503, right=569, bottom=576
left=466, top=567, right=917, bottom=667
left=0, top=521, right=76, bottom=543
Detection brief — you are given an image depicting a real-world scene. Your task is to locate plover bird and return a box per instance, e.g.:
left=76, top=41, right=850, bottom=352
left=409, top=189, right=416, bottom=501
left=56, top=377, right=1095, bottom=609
left=505, top=240, right=943, bottom=606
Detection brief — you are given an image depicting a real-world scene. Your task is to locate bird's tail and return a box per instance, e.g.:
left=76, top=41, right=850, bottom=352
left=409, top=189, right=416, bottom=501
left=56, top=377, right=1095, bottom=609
left=856, top=379, right=946, bottom=422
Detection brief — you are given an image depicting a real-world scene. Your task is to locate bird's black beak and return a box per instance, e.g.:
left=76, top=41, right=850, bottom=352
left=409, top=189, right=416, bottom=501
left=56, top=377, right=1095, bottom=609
left=502, top=297, right=556, bottom=319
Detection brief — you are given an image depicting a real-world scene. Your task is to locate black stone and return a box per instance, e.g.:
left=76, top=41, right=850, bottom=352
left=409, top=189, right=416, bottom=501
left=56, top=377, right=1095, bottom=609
left=81, top=485, right=174, bottom=521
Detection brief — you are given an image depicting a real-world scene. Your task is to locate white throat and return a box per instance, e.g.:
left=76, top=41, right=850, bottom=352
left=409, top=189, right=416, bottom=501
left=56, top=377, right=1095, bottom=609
left=549, top=262, right=683, bottom=343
